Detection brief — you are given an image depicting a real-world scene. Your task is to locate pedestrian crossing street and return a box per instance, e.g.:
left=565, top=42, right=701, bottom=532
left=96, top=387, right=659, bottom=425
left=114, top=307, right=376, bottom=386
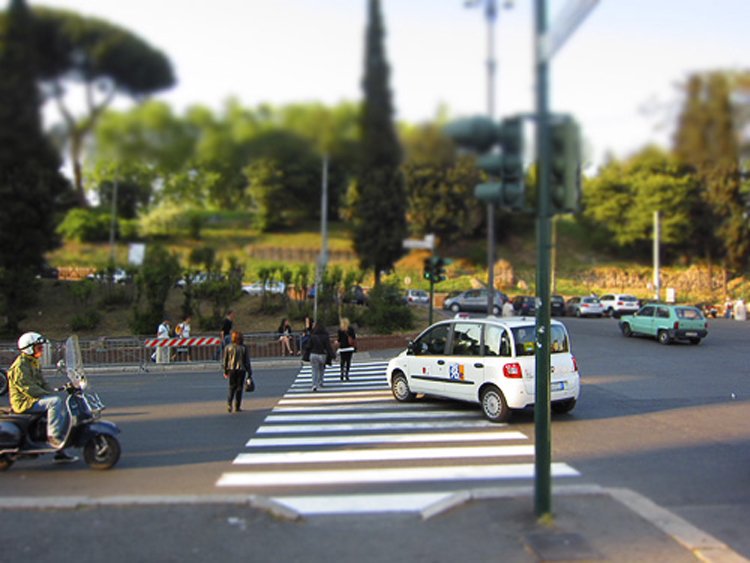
left=216, top=361, right=581, bottom=515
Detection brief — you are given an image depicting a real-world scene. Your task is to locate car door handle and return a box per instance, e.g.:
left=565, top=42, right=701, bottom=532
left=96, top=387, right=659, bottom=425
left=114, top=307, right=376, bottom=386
left=437, top=360, right=445, bottom=365
left=474, top=363, right=484, bottom=368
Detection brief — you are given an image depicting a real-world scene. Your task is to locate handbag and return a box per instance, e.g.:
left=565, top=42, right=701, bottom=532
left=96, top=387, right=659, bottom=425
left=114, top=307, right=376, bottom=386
left=244, top=375, right=255, bottom=393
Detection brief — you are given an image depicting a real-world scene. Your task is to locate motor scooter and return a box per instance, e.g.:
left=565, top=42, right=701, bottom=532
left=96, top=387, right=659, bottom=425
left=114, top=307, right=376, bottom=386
left=0, top=335, right=121, bottom=470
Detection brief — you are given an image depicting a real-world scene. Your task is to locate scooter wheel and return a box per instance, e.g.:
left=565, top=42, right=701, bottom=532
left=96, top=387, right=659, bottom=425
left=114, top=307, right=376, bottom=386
left=83, top=434, right=121, bottom=470
left=0, top=454, right=14, bottom=471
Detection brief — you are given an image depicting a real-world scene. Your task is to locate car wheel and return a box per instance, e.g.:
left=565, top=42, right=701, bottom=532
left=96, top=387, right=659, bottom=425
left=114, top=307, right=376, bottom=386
left=605, top=307, right=614, bottom=318
left=492, top=305, right=501, bottom=315
left=450, top=303, right=460, bottom=313
left=0, top=454, right=14, bottom=471
left=391, top=371, right=416, bottom=402
left=575, top=309, right=581, bottom=318
left=689, top=337, right=701, bottom=345
left=480, top=385, right=510, bottom=423
left=621, top=323, right=632, bottom=337
left=657, top=330, right=671, bottom=345
left=551, top=398, right=577, bottom=414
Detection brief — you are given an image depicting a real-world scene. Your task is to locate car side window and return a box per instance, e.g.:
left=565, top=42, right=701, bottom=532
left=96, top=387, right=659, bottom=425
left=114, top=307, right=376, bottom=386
left=511, top=327, right=536, bottom=357
left=550, top=325, right=569, bottom=353
left=449, top=322, right=482, bottom=356
left=638, top=306, right=655, bottom=317
left=656, top=307, right=670, bottom=318
left=413, top=324, right=450, bottom=355
left=484, top=325, right=511, bottom=357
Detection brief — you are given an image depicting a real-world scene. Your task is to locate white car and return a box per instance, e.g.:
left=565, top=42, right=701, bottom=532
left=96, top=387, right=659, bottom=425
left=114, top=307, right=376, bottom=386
left=598, top=293, right=640, bottom=318
left=242, top=281, right=286, bottom=296
left=386, top=316, right=580, bottom=422
left=405, top=289, right=430, bottom=304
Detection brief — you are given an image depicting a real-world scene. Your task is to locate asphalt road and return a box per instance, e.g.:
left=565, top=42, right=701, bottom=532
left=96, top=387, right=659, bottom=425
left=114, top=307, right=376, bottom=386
left=0, top=315, right=748, bottom=558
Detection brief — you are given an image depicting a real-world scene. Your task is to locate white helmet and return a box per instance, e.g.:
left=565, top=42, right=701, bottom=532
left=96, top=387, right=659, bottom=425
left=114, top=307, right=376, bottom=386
left=18, top=332, right=47, bottom=355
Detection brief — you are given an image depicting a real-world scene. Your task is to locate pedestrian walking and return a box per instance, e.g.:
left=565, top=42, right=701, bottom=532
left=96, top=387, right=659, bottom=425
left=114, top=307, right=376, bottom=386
left=175, top=315, right=192, bottom=361
left=303, top=321, right=334, bottom=391
left=155, top=318, right=171, bottom=364
left=222, top=330, right=250, bottom=413
left=336, top=317, right=357, bottom=381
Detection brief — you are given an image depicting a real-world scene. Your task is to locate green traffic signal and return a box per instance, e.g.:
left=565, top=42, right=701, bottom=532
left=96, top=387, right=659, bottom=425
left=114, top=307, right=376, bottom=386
left=550, top=115, right=581, bottom=214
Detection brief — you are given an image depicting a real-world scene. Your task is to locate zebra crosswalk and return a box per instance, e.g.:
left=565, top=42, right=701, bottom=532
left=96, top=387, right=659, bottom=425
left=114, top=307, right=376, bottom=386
left=215, top=360, right=581, bottom=514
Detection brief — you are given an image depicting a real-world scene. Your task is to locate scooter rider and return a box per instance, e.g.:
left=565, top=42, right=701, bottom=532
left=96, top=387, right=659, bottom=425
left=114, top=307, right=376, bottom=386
left=7, top=332, right=78, bottom=463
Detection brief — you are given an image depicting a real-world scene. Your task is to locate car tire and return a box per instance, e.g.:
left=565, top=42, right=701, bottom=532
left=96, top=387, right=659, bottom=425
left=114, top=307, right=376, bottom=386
left=450, top=303, right=460, bottom=313
left=492, top=305, right=501, bottom=315
left=657, top=330, right=671, bottom=345
left=551, top=398, right=577, bottom=415
left=605, top=307, right=614, bottom=318
left=575, top=309, right=581, bottom=318
left=480, top=385, right=510, bottom=423
left=621, top=323, right=632, bottom=337
left=391, top=371, right=416, bottom=402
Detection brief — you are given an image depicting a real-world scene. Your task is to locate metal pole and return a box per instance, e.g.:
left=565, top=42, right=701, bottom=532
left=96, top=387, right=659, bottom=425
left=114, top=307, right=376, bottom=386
left=534, top=0, right=552, bottom=518
left=485, top=0, right=497, bottom=315
left=109, top=180, right=118, bottom=266
left=314, top=155, right=329, bottom=323
left=653, top=211, right=660, bottom=301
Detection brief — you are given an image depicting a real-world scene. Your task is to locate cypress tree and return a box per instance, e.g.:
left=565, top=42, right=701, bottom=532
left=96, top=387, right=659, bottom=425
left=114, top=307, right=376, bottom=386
left=353, top=0, right=407, bottom=285
left=0, top=0, right=69, bottom=334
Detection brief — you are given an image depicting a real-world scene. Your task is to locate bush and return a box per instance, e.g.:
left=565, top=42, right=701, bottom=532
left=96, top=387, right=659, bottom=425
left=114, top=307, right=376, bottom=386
left=57, top=209, right=112, bottom=242
left=71, top=310, right=101, bottom=331
left=365, top=281, right=414, bottom=334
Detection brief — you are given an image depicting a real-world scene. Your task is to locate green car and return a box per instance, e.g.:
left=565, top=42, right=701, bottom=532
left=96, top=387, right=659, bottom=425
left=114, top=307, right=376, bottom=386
left=619, top=303, right=708, bottom=345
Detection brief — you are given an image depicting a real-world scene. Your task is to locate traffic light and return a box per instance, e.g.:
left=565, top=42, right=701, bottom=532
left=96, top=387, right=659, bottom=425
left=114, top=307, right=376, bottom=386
left=423, top=257, right=433, bottom=281
left=550, top=115, right=582, bottom=214
left=444, top=115, right=526, bottom=211
left=423, top=256, right=447, bottom=283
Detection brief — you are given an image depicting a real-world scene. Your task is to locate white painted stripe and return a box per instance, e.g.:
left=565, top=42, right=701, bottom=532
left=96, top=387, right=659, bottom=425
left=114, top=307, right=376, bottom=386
left=265, top=411, right=473, bottom=422
left=272, top=402, right=441, bottom=412
left=287, top=385, right=387, bottom=394
left=256, top=420, right=493, bottom=433
left=216, top=462, right=580, bottom=487
left=283, top=390, right=393, bottom=399
left=246, top=430, right=522, bottom=448
left=234, top=445, right=534, bottom=465
left=272, top=493, right=451, bottom=514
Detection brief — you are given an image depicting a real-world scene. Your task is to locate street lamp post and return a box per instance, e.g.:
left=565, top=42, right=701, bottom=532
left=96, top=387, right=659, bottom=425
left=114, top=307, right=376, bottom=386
left=465, top=0, right=513, bottom=314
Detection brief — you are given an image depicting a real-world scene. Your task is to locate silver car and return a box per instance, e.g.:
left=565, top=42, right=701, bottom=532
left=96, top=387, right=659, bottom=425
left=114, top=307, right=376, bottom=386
left=443, top=289, right=508, bottom=316
left=565, top=296, right=604, bottom=318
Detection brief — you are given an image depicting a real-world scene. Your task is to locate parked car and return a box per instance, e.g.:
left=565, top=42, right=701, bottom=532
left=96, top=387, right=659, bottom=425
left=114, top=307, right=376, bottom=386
left=343, top=285, right=368, bottom=305
left=242, top=281, right=286, bottom=296
left=565, top=296, right=604, bottom=317
left=87, top=268, right=131, bottom=284
left=695, top=302, right=718, bottom=318
left=37, top=262, right=59, bottom=279
left=551, top=295, right=566, bottom=316
left=442, top=289, right=509, bottom=316
left=511, top=295, right=537, bottom=316
left=386, top=316, right=580, bottom=422
left=405, top=289, right=430, bottom=305
left=619, top=303, right=708, bottom=345
left=599, top=293, right=640, bottom=318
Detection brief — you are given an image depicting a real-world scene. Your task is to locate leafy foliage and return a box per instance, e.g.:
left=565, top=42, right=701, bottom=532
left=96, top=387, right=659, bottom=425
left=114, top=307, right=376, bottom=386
left=130, top=245, right=181, bottom=335
left=365, top=280, right=413, bottom=334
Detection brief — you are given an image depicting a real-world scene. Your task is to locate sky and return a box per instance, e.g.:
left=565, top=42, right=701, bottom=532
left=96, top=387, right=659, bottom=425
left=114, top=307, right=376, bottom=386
left=25, top=0, right=750, bottom=170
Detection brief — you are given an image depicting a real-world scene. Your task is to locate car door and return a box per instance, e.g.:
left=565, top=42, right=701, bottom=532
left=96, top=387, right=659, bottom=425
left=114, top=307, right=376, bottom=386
left=631, top=305, right=655, bottom=335
left=405, top=323, right=450, bottom=396
left=443, top=321, right=485, bottom=400
left=462, top=290, right=485, bottom=312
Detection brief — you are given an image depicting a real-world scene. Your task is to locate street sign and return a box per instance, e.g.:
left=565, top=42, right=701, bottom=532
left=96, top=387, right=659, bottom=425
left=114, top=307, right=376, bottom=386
left=539, top=0, right=599, bottom=61
left=403, top=233, right=435, bottom=250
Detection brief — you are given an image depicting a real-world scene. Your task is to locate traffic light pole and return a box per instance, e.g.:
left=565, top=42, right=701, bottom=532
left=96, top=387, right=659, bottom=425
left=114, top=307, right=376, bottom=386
left=534, top=0, right=553, bottom=518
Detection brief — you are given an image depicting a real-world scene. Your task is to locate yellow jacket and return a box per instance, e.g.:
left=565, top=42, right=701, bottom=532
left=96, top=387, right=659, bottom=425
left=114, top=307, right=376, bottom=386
left=7, top=353, right=52, bottom=413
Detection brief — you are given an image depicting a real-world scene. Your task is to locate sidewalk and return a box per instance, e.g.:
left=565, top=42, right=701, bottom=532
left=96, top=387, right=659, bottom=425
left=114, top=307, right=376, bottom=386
left=0, top=485, right=745, bottom=562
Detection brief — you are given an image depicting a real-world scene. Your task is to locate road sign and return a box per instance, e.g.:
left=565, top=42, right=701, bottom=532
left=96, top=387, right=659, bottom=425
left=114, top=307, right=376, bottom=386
left=403, top=234, right=435, bottom=250
left=539, top=0, right=599, bottom=61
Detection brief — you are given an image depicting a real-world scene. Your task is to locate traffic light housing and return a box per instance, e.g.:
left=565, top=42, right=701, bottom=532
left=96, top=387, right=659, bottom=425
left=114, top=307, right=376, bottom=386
left=444, top=115, right=525, bottom=211
left=423, top=256, right=447, bottom=283
left=423, top=257, right=433, bottom=281
left=550, top=115, right=581, bottom=214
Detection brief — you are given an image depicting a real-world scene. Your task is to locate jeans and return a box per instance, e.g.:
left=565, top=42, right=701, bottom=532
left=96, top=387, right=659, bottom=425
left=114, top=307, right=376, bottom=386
left=227, top=369, right=245, bottom=409
left=27, top=394, right=69, bottom=444
left=310, top=353, right=327, bottom=389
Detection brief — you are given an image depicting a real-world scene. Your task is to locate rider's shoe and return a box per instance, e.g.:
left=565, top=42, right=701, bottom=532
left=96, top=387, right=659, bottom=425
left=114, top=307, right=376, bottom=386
left=53, top=450, right=79, bottom=464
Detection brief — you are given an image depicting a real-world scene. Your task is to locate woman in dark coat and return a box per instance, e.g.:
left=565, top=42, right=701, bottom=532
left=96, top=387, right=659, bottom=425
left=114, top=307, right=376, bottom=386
left=336, top=317, right=357, bottom=381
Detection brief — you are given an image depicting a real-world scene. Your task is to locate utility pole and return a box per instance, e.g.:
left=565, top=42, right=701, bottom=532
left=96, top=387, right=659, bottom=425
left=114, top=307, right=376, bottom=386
left=314, top=155, right=329, bottom=324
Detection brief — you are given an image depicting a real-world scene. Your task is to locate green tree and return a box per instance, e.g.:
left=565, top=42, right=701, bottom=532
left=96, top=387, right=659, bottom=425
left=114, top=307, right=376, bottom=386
left=0, top=0, right=71, bottom=335
left=401, top=123, right=484, bottom=245
left=353, top=0, right=407, bottom=285
left=673, top=72, right=748, bottom=273
left=8, top=7, right=176, bottom=205
left=130, top=245, right=181, bottom=335
left=582, top=147, right=694, bottom=260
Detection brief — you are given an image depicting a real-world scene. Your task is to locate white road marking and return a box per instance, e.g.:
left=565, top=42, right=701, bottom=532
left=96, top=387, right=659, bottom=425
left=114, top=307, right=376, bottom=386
left=265, top=410, right=474, bottom=422
left=217, top=462, right=580, bottom=487
left=234, top=445, right=534, bottom=464
left=256, top=420, right=498, bottom=433
left=246, top=430, right=524, bottom=448
left=272, top=492, right=451, bottom=514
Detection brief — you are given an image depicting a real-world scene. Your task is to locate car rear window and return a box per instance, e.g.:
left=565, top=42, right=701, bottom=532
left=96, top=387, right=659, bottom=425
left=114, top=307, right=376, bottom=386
left=621, top=296, right=638, bottom=302
left=675, top=307, right=703, bottom=320
left=582, top=297, right=600, bottom=304
left=511, top=325, right=569, bottom=356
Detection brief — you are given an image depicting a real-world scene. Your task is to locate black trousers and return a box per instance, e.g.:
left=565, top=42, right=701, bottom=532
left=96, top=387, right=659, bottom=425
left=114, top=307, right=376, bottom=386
left=227, top=369, right=245, bottom=408
left=340, top=351, right=353, bottom=378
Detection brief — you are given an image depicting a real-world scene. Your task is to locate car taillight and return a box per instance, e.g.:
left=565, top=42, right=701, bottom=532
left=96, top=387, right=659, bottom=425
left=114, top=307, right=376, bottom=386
left=503, top=362, right=522, bottom=379
left=673, top=321, right=679, bottom=330
left=572, top=355, right=578, bottom=372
